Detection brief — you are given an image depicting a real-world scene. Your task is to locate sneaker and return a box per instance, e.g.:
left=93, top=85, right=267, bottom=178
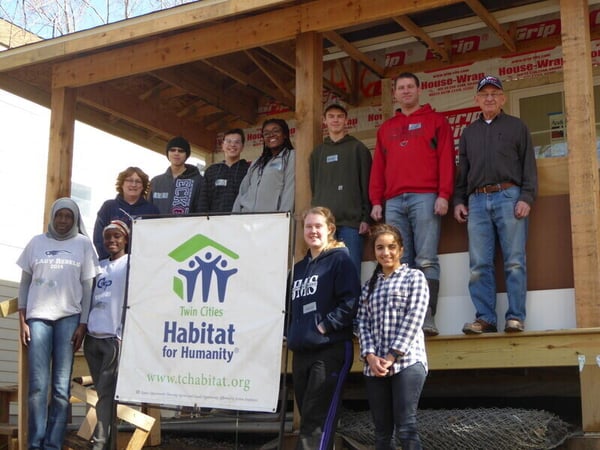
left=504, top=319, right=524, bottom=332
left=462, top=319, right=497, bottom=335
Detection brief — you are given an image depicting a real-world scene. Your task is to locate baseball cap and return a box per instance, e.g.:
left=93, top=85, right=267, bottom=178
left=477, top=75, right=503, bottom=92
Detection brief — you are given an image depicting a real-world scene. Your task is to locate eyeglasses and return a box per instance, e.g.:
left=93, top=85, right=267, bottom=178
left=263, top=128, right=283, bottom=138
left=223, top=138, right=243, bottom=145
left=168, top=148, right=187, bottom=153
left=124, top=178, right=143, bottom=185
left=477, top=93, right=503, bottom=99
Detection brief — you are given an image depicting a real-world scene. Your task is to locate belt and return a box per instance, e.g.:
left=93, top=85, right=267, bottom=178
left=473, top=182, right=516, bottom=194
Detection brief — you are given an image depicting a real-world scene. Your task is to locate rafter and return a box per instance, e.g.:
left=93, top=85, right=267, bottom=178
left=464, top=0, right=516, bottom=52
left=245, top=49, right=294, bottom=104
left=393, top=15, right=450, bottom=62
left=150, top=67, right=258, bottom=124
left=382, top=27, right=600, bottom=79
left=77, top=84, right=216, bottom=150
left=322, top=30, right=385, bottom=77
left=261, top=43, right=350, bottom=102
left=50, top=0, right=463, bottom=88
left=202, top=56, right=295, bottom=108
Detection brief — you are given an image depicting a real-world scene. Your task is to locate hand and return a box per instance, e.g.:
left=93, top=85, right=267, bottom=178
left=370, top=205, right=383, bottom=222
left=71, top=324, right=87, bottom=352
left=20, top=323, right=31, bottom=347
left=366, top=354, right=394, bottom=377
left=18, top=310, right=30, bottom=347
left=317, top=322, right=326, bottom=335
left=454, top=204, right=468, bottom=223
left=434, top=197, right=449, bottom=216
left=358, top=221, right=370, bottom=235
left=514, top=200, right=531, bottom=219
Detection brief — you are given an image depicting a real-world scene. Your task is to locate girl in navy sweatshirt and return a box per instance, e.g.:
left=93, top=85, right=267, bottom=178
left=287, top=206, right=360, bottom=450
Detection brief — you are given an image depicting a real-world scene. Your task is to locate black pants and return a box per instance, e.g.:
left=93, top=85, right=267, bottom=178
left=292, top=340, right=353, bottom=450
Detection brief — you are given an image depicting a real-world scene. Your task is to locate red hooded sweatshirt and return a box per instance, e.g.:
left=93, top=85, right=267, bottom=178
left=369, top=104, right=455, bottom=206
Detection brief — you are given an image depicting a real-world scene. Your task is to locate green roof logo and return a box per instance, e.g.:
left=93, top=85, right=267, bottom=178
left=168, top=234, right=239, bottom=303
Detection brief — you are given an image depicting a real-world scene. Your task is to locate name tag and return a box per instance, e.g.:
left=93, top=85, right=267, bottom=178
left=408, top=123, right=422, bottom=131
left=215, top=179, right=227, bottom=187
left=270, top=160, right=283, bottom=171
left=153, top=192, right=168, bottom=199
left=337, top=185, right=344, bottom=191
left=303, top=302, right=317, bottom=314
left=326, top=154, right=339, bottom=163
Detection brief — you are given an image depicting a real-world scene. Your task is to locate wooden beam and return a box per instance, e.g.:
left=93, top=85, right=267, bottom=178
left=463, top=0, right=516, bottom=52
left=294, top=31, right=322, bottom=259
left=203, top=57, right=296, bottom=108
left=51, top=0, right=463, bottom=88
left=77, top=84, right=216, bottom=151
left=244, top=49, right=295, bottom=105
left=560, top=0, right=600, bottom=329
left=150, top=67, right=258, bottom=124
left=393, top=15, right=450, bottom=62
left=0, top=298, right=18, bottom=318
left=44, top=86, right=76, bottom=223
left=381, top=78, right=393, bottom=121
left=384, top=28, right=600, bottom=79
left=322, top=31, right=385, bottom=77
left=263, top=43, right=350, bottom=102
left=0, top=0, right=297, bottom=71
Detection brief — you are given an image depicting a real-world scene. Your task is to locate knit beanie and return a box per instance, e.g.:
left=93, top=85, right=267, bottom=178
left=166, top=136, right=191, bottom=158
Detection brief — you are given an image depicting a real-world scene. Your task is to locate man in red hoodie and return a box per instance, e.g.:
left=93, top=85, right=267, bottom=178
left=369, top=72, right=455, bottom=336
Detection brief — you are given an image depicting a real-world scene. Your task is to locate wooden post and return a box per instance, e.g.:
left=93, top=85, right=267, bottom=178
left=560, top=0, right=600, bottom=328
left=294, top=31, right=323, bottom=259
left=381, top=78, right=393, bottom=120
left=43, top=86, right=77, bottom=226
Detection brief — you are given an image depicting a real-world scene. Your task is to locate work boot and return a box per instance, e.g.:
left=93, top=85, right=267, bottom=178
left=422, top=279, right=439, bottom=336
left=422, top=307, right=438, bottom=336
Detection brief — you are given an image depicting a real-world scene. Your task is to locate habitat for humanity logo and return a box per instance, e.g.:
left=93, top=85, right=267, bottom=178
left=168, top=234, right=239, bottom=303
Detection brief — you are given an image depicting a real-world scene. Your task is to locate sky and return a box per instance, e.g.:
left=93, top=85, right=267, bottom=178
left=0, top=88, right=204, bottom=282
left=0, top=0, right=194, bottom=38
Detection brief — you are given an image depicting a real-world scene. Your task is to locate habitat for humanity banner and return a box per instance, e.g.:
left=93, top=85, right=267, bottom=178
left=115, top=213, right=290, bottom=412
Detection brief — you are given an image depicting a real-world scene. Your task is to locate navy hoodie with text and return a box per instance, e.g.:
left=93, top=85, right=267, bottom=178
left=287, top=246, right=360, bottom=352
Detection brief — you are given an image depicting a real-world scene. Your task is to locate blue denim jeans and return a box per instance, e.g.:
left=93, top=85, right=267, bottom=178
left=467, top=186, right=528, bottom=325
left=27, top=314, right=79, bottom=450
left=335, top=226, right=364, bottom=277
left=364, top=362, right=426, bottom=450
left=385, top=193, right=440, bottom=280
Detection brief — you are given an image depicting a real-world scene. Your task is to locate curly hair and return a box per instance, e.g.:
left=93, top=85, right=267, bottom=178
left=115, top=167, right=151, bottom=197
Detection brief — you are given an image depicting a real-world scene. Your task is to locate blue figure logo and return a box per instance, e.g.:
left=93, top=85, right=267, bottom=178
left=169, top=234, right=239, bottom=303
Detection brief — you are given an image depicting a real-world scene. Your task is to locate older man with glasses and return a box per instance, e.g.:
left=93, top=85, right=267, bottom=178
left=454, top=75, right=538, bottom=335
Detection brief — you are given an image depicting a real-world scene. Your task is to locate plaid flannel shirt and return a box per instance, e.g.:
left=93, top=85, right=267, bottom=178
left=357, top=264, right=429, bottom=377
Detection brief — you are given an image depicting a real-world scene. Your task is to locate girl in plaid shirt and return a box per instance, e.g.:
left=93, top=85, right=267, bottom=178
left=357, top=223, right=429, bottom=450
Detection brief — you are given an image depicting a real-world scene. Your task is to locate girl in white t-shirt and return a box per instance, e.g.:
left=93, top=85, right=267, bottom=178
left=17, top=197, right=99, bottom=450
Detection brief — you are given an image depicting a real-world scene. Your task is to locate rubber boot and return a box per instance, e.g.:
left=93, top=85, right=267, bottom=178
left=422, top=279, right=439, bottom=336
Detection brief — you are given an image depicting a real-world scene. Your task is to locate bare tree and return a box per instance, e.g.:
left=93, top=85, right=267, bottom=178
left=0, top=0, right=194, bottom=39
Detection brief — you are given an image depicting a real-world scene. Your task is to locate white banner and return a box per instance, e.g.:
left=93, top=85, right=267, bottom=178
left=115, top=213, right=290, bottom=412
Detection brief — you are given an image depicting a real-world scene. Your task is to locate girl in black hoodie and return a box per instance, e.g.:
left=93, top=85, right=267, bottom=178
left=287, top=206, right=360, bottom=450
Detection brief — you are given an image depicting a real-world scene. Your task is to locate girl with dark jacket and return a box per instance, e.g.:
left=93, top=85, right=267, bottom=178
left=287, top=206, right=360, bottom=450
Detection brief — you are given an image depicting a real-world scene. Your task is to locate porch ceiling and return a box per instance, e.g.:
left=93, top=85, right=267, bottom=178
left=0, top=0, right=587, bottom=156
